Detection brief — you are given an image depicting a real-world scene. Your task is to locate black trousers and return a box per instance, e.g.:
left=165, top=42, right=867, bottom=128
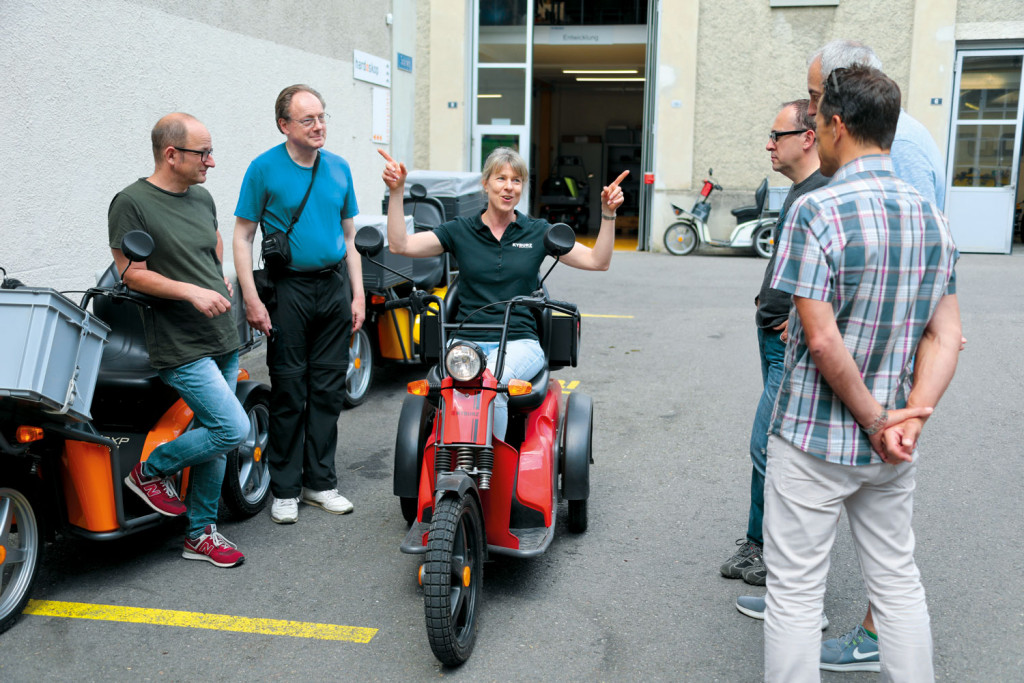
left=265, top=266, right=352, bottom=498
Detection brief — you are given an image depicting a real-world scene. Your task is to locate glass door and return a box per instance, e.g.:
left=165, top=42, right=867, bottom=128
left=473, top=0, right=533, bottom=212
left=945, top=50, right=1024, bottom=254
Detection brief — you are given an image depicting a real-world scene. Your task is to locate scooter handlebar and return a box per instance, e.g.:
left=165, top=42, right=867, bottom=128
left=547, top=299, right=578, bottom=314
left=384, top=297, right=411, bottom=311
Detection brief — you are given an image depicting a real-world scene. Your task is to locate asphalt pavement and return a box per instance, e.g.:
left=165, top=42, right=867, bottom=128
left=1, top=245, right=1021, bottom=681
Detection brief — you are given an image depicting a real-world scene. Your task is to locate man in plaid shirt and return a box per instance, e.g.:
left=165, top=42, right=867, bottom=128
left=762, top=65, right=961, bottom=682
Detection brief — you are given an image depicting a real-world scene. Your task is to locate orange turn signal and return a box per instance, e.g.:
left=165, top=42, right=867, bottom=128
left=16, top=426, right=44, bottom=444
left=418, top=564, right=425, bottom=586
left=236, top=368, right=250, bottom=381
left=507, top=379, right=532, bottom=396
left=371, top=294, right=387, bottom=305
left=408, top=380, right=430, bottom=396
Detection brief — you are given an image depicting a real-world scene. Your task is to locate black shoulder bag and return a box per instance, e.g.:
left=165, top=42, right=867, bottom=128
left=253, top=152, right=320, bottom=306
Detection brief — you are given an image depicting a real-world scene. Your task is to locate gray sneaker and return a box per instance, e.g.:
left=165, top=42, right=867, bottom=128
left=820, top=624, right=880, bottom=672
left=721, top=539, right=761, bottom=579
left=740, top=546, right=767, bottom=586
left=735, top=595, right=829, bottom=630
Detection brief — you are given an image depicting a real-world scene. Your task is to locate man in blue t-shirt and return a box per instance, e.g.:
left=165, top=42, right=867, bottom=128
left=234, top=84, right=365, bottom=525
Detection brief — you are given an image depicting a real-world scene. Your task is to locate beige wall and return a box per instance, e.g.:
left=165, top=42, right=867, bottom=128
left=421, top=0, right=473, bottom=172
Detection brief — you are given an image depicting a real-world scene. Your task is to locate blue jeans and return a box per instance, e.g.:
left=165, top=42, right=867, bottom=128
left=143, top=351, right=249, bottom=537
left=471, top=339, right=545, bottom=441
left=747, top=327, right=786, bottom=546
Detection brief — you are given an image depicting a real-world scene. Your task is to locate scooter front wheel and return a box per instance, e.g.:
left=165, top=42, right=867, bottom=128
left=423, top=493, right=484, bottom=666
left=0, top=483, right=44, bottom=635
left=664, top=221, right=699, bottom=255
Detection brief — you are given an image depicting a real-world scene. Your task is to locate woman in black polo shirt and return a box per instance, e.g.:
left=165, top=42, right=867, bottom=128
left=380, top=147, right=626, bottom=439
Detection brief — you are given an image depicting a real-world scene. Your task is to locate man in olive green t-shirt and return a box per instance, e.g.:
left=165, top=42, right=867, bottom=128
left=108, top=113, right=248, bottom=568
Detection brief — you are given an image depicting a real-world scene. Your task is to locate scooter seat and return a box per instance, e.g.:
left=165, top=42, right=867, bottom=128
left=731, top=205, right=761, bottom=223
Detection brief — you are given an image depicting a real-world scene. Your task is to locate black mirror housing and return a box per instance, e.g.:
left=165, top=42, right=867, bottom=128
left=544, top=222, right=576, bottom=257
left=354, top=225, right=385, bottom=257
left=120, top=230, right=155, bottom=262
left=409, top=183, right=427, bottom=200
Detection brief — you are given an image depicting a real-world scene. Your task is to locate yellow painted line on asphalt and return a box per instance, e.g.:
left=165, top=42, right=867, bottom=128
left=581, top=313, right=634, bottom=319
left=23, top=599, right=377, bottom=643
left=557, top=379, right=580, bottom=394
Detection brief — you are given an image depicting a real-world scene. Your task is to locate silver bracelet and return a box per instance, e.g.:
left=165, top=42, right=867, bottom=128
left=862, top=408, right=889, bottom=435
left=601, top=213, right=616, bottom=220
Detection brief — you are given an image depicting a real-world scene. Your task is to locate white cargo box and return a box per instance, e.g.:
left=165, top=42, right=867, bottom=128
left=0, top=287, right=110, bottom=422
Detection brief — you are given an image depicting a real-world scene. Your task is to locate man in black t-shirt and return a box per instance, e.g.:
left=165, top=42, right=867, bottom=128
left=108, top=113, right=249, bottom=568
left=720, top=100, right=827, bottom=585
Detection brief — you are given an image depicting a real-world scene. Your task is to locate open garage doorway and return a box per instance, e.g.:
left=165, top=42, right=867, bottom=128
left=530, top=4, right=648, bottom=239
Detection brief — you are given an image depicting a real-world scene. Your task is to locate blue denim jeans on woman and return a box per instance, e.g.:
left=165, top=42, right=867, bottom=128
left=470, top=339, right=546, bottom=441
left=747, top=326, right=787, bottom=546
left=142, top=351, right=249, bottom=537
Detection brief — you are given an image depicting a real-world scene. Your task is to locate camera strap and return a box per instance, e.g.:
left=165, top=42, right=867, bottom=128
left=258, top=150, right=321, bottom=262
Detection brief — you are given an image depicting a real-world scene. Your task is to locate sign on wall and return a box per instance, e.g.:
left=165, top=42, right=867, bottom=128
left=354, top=49, right=391, bottom=87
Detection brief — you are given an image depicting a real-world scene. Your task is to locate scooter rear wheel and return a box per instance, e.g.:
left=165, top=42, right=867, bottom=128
left=664, top=221, right=699, bottom=255
left=222, top=392, right=272, bottom=517
left=343, top=327, right=375, bottom=408
left=423, top=494, right=484, bottom=666
left=753, top=223, right=774, bottom=259
left=0, top=483, right=44, bottom=635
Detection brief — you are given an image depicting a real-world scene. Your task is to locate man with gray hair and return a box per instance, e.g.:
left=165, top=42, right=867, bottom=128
left=808, top=39, right=946, bottom=207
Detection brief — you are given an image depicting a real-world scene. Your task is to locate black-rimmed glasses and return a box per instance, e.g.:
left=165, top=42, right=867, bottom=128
left=174, top=147, right=213, bottom=162
left=769, top=129, right=808, bottom=143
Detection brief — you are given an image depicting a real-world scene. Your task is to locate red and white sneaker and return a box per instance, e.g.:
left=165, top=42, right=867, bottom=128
left=124, top=462, right=187, bottom=517
left=182, top=524, right=245, bottom=568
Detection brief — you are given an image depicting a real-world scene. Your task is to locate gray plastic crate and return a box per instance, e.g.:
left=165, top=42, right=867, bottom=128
left=0, top=287, right=111, bottom=421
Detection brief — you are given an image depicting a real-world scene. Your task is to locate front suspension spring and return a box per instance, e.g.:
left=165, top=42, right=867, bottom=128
left=455, top=447, right=476, bottom=472
left=477, top=448, right=494, bottom=490
left=435, top=447, right=452, bottom=475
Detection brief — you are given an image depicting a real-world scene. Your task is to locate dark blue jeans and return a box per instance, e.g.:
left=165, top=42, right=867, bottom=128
left=747, top=326, right=786, bottom=546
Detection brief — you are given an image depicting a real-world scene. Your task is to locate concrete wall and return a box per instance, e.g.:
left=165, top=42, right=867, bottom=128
left=1, top=0, right=397, bottom=292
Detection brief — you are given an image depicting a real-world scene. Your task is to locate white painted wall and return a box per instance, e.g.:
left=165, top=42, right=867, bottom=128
left=1, top=0, right=397, bottom=292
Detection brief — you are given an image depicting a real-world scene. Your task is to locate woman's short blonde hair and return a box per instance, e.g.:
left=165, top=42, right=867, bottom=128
left=481, top=147, right=528, bottom=187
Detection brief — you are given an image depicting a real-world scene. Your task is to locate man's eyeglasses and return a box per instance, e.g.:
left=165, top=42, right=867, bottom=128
left=769, top=129, right=808, bottom=143
left=287, top=113, right=330, bottom=128
left=174, top=147, right=213, bottom=163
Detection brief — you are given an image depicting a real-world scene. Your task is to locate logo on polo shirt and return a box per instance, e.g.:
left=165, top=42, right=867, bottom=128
left=511, top=242, right=533, bottom=249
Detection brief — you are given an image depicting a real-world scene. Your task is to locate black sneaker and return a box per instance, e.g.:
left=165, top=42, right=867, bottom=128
left=741, top=545, right=767, bottom=585
left=721, top=539, right=761, bottom=579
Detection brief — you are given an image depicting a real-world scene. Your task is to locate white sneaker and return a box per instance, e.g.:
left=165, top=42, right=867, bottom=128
left=301, top=488, right=353, bottom=515
left=271, top=496, right=299, bottom=524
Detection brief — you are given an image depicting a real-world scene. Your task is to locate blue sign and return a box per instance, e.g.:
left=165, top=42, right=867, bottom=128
left=397, top=53, right=413, bottom=73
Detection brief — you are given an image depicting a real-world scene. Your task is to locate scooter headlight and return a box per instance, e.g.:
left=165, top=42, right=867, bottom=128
left=445, top=342, right=487, bottom=381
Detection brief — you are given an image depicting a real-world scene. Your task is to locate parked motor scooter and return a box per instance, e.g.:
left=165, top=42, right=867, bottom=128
left=663, top=169, right=776, bottom=258
left=0, top=231, right=271, bottom=634
left=354, top=222, right=593, bottom=667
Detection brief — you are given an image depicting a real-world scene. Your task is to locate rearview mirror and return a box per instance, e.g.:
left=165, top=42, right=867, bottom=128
left=544, top=223, right=576, bottom=257
left=409, top=183, right=427, bottom=200
left=354, top=226, right=384, bottom=257
left=120, top=230, right=154, bottom=262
